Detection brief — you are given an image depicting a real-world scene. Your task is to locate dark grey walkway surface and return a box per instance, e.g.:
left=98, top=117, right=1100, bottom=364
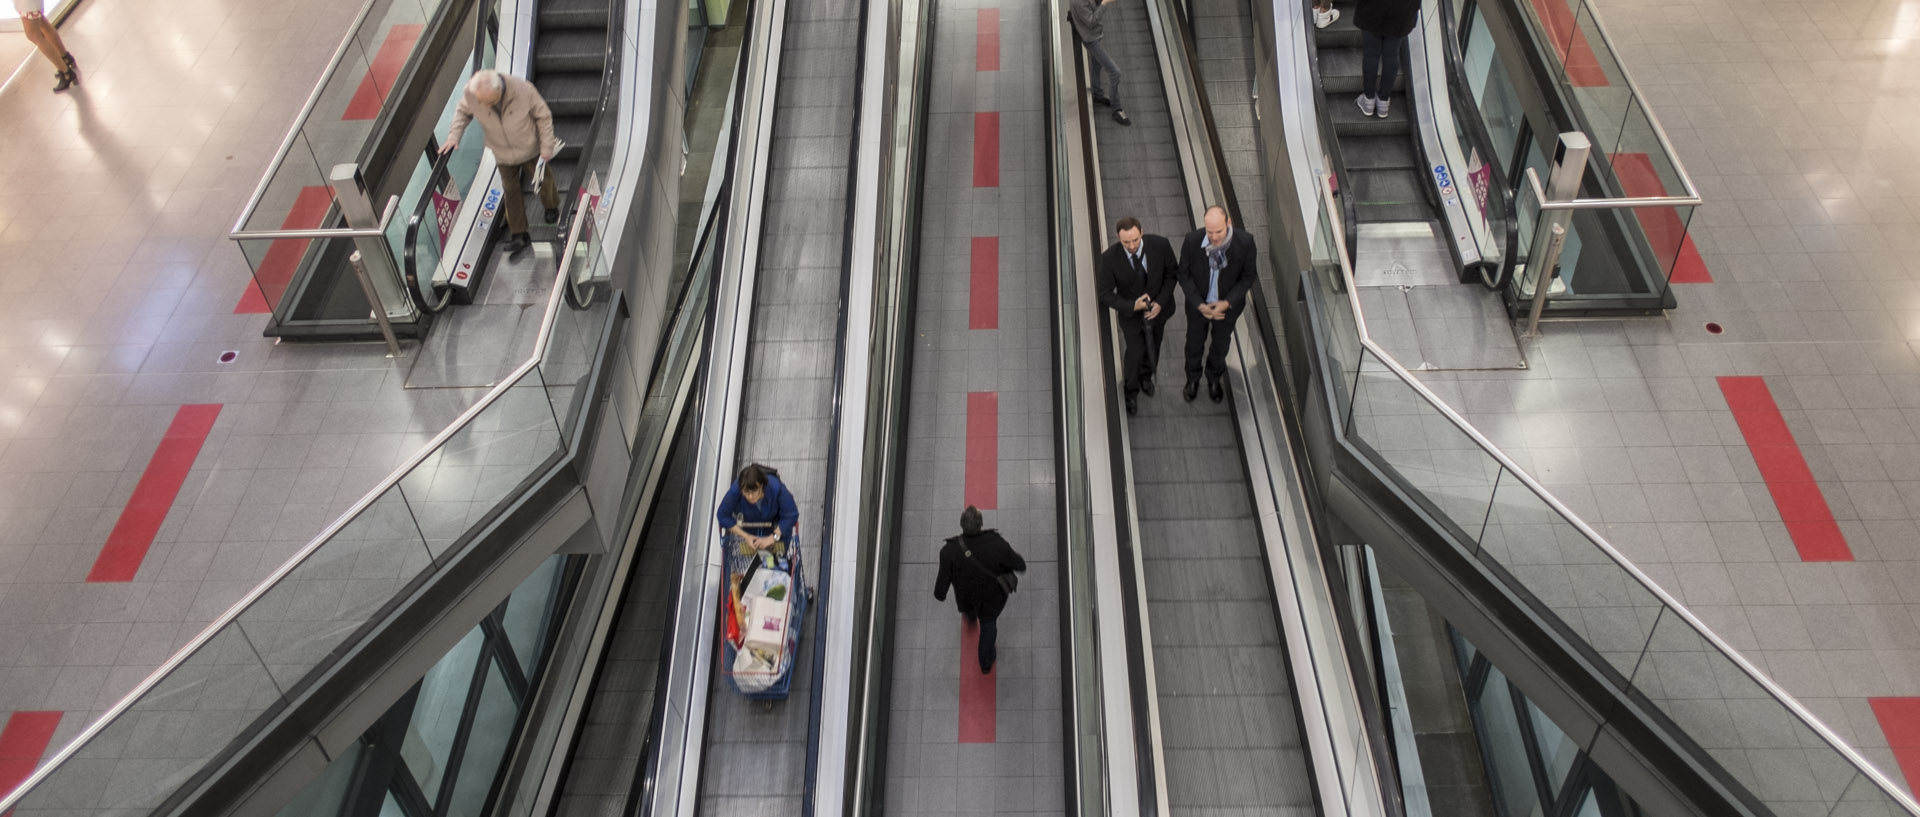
left=696, top=0, right=862, bottom=813
left=1091, top=1, right=1315, bottom=814
left=881, top=0, right=1065, bottom=813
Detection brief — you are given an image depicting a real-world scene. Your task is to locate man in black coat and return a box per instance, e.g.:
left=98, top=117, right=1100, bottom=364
left=1178, top=205, right=1258, bottom=403
left=1095, top=216, right=1179, bottom=415
left=934, top=506, right=1027, bottom=674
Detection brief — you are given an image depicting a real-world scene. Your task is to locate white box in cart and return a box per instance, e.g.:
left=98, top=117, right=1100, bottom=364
left=743, top=596, right=788, bottom=652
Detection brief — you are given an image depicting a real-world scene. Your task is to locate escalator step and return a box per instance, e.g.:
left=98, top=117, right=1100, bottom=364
left=539, top=0, right=610, bottom=29
left=1339, top=134, right=1420, bottom=171
left=1350, top=169, right=1432, bottom=222
left=535, top=30, right=606, bottom=73
left=554, top=116, right=590, bottom=158
left=537, top=73, right=603, bottom=116
left=1327, top=93, right=1411, bottom=137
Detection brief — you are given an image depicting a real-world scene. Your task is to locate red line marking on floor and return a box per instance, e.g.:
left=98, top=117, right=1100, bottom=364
left=970, top=237, right=999, bottom=330
left=973, top=112, right=1000, bottom=188
left=236, top=186, right=336, bottom=314
left=976, top=9, right=1000, bottom=71
left=965, top=392, right=998, bottom=509
left=343, top=23, right=425, bottom=120
left=88, top=404, right=224, bottom=583
left=1526, top=0, right=1607, bottom=86
left=1612, top=152, right=1710, bottom=284
left=958, top=619, right=996, bottom=742
left=1873, top=698, right=1920, bottom=791
left=1717, top=377, right=1851, bottom=562
left=0, top=711, right=61, bottom=805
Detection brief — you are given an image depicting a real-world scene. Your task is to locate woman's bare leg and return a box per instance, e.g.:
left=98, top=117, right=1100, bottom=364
left=21, top=14, right=70, bottom=70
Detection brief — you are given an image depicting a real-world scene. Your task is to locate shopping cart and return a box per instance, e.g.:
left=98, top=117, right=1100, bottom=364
left=719, top=525, right=809, bottom=701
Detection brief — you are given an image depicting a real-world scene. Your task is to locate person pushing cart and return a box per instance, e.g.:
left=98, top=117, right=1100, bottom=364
left=715, top=464, right=809, bottom=700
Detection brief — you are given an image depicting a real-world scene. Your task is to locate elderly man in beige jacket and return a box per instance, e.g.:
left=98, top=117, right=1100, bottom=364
left=442, top=70, right=560, bottom=257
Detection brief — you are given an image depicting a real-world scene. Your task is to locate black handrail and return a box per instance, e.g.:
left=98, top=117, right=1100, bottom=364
left=1432, top=0, right=1521, bottom=289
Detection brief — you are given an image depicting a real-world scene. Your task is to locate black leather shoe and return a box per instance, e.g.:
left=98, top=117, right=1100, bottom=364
left=1091, top=93, right=1112, bottom=107
left=1140, top=375, right=1155, bottom=396
left=1184, top=379, right=1199, bottom=402
left=1113, top=108, right=1132, bottom=126
left=503, top=233, right=531, bottom=259
left=1125, top=393, right=1138, bottom=416
left=1209, top=378, right=1224, bottom=403
left=544, top=207, right=559, bottom=224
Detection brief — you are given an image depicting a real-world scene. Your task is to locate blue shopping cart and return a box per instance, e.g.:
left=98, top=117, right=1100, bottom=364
left=720, top=526, right=809, bottom=701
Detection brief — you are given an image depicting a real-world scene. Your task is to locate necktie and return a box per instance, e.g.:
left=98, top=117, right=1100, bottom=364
left=1131, top=251, right=1144, bottom=280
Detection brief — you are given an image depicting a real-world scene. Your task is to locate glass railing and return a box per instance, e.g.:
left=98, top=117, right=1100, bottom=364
left=230, top=0, right=465, bottom=324
left=0, top=189, right=619, bottom=817
left=1504, top=0, right=1702, bottom=308
left=1299, top=171, right=1920, bottom=817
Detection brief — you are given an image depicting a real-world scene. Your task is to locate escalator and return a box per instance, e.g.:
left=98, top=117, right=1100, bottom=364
left=401, top=0, right=616, bottom=314
left=1315, top=4, right=1430, bottom=224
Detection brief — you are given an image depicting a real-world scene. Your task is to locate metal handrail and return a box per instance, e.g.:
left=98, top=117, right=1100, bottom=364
left=1560, top=0, right=1699, bottom=202
left=1315, top=173, right=1920, bottom=815
left=229, top=194, right=401, bottom=240
left=0, top=186, right=601, bottom=815
left=1523, top=161, right=1700, bottom=210
left=230, top=0, right=392, bottom=235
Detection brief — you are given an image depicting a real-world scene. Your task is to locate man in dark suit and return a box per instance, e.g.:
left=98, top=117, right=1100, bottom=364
left=1095, top=217, right=1179, bottom=415
left=1178, top=205, right=1258, bottom=403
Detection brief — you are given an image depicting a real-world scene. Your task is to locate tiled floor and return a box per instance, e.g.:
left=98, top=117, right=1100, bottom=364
left=884, top=0, right=1063, bottom=813
left=0, top=0, right=495, bottom=763
left=1376, top=0, right=1920, bottom=794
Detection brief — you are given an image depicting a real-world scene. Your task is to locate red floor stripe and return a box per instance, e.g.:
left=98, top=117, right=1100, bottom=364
left=236, top=186, right=336, bottom=314
left=973, top=112, right=1000, bottom=188
left=965, top=392, right=998, bottom=509
left=1873, top=699, right=1920, bottom=791
left=958, top=619, right=996, bottom=742
left=1718, top=377, right=1851, bottom=562
left=343, top=24, right=425, bottom=120
left=976, top=9, right=1000, bottom=71
left=0, top=711, right=60, bottom=804
left=1612, top=152, right=1710, bottom=284
left=1605, top=154, right=1712, bottom=285
left=88, top=404, right=224, bottom=583
left=1527, top=0, right=1607, bottom=86
left=970, top=237, right=999, bottom=329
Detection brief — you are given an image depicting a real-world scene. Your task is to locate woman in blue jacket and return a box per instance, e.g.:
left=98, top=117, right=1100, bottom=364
left=716, top=463, right=799, bottom=551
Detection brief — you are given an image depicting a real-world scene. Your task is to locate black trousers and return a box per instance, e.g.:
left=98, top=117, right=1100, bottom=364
left=1184, top=301, right=1241, bottom=381
left=1119, top=312, right=1171, bottom=396
left=1361, top=31, right=1406, bottom=100
left=966, top=614, right=999, bottom=672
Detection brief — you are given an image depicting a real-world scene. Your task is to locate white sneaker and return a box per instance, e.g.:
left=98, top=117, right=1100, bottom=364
left=1356, top=94, right=1376, bottom=116
left=1376, top=96, right=1391, bottom=118
left=1314, top=7, right=1339, bottom=28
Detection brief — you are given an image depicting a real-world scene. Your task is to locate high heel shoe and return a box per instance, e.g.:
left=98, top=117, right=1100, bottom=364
left=63, top=53, right=76, bottom=74
left=52, top=70, right=73, bottom=93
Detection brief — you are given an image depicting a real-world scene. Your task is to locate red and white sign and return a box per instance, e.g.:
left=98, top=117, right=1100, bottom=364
left=430, top=181, right=461, bottom=252
left=1466, top=148, right=1493, bottom=221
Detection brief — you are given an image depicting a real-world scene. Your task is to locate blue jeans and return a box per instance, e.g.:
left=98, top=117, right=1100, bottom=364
left=1361, top=31, right=1405, bottom=100
left=1083, top=37, right=1122, bottom=107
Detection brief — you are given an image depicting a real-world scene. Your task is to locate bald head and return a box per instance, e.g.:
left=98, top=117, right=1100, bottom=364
left=1203, top=205, right=1231, bottom=245
left=466, top=70, right=506, bottom=105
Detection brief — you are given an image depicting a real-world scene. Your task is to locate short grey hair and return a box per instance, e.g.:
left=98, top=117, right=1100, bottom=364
left=466, top=70, right=506, bottom=97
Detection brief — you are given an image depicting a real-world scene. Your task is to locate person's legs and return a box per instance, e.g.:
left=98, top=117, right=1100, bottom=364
left=1184, top=301, right=1209, bottom=384
left=538, top=161, right=560, bottom=220
left=1360, top=32, right=1384, bottom=100
left=1119, top=316, right=1145, bottom=397
left=978, top=615, right=998, bottom=673
left=1377, top=35, right=1404, bottom=106
left=1204, top=308, right=1239, bottom=381
left=496, top=161, right=531, bottom=237
left=1084, top=38, right=1122, bottom=109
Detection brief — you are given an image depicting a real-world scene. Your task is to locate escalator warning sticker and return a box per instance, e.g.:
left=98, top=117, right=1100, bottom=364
left=480, top=187, right=502, bottom=224
left=1432, top=165, right=1461, bottom=208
